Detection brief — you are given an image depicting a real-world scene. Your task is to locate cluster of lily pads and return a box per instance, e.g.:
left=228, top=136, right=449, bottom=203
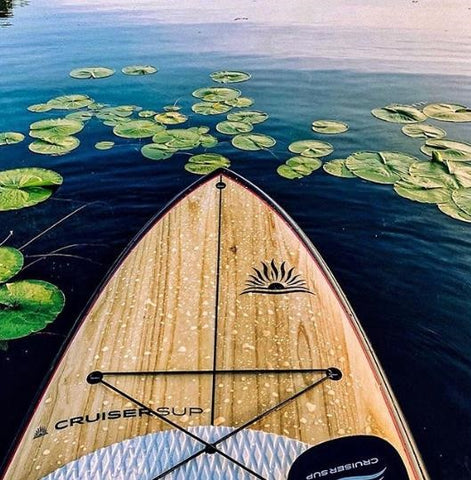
left=0, top=244, right=65, bottom=350
left=320, top=103, right=471, bottom=223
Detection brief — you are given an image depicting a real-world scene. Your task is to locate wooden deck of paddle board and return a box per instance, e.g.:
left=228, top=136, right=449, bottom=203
left=2, top=169, right=428, bottom=479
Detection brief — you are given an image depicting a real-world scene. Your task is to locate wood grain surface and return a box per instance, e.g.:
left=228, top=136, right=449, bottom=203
left=2, top=170, right=428, bottom=479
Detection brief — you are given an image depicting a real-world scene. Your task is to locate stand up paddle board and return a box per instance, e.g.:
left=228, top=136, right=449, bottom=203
left=1, top=168, right=428, bottom=479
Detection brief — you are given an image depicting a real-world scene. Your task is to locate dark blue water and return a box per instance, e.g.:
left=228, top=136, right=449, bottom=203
left=1, top=1, right=471, bottom=478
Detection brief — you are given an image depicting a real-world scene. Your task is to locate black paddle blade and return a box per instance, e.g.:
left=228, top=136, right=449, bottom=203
left=287, top=435, right=409, bottom=480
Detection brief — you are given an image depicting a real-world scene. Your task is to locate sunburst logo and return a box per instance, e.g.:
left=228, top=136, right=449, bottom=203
left=241, top=260, right=312, bottom=295
left=33, top=426, right=48, bottom=439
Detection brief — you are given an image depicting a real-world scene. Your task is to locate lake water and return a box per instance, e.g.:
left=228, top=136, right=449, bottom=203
left=1, top=1, right=471, bottom=478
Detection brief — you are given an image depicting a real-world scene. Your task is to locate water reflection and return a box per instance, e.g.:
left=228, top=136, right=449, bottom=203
left=0, top=0, right=28, bottom=26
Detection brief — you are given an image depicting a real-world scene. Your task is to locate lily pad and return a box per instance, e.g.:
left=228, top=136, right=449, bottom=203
left=451, top=188, right=471, bottom=216
left=192, top=102, right=232, bottom=115
left=141, top=143, right=177, bottom=161
left=312, top=120, right=349, bottom=134
left=0, top=280, right=65, bottom=341
left=95, top=141, right=115, bottom=150
left=192, top=87, right=241, bottom=103
left=152, top=129, right=200, bottom=150
left=408, top=160, right=459, bottom=189
left=185, top=153, right=230, bottom=175
left=113, top=120, right=165, bottom=139
left=232, top=133, right=276, bottom=151
left=29, top=118, right=84, bottom=139
left=423, top=103, right=471, bottom=123
left=421, top=139, right=471, bottom=162
left=438, top=201, right=471, bottom=223
left=97, top=106, right=136, bottom=118
left=394, top=181, right=451, bottom=204
left=401, top=124, right=446, bottom=139
left=210, top=71, right=251, bottom=84
left=216, top=120, right=253, bottom=135
left=47, top=94, right=93, bottom=110
left=277, top=157, right=321, bottom=179
left=371, top=104, right=426, bottom=124
left=200, top=134, right=218, bottom=148
left=70, top=67, right=115, bottom=79
left=227, top=110, right=268, bottom=124
left=224, top=97, right=254, bottom=108
left=346, top=151, right=418, bottom=184
left=322, top=159, right=356, bottom=178
left=0, top=132, right=25, bottom=146
left=65, top=111, right=94, bottom=122
left=164, top=105, right=182, bottom=112
left=0, top=247, right=24, bottom=283
left=122, top=65, right=157, bottom=75
left=276, top=165, right=303, bottom=180
left=446, top=161, right=471, bottom=188
left=139, top=110, right=157, bottom=118
left=27, top=103, right=52, bottom=113
left=288, top=140, right=333, bottom=158
left=155, top=112, right=188, bottom=125
left=0, top=168, right=63, bottom=211
left=286, top=156, right=322, bottom=174
left=29, top=136, right=80, bottom=156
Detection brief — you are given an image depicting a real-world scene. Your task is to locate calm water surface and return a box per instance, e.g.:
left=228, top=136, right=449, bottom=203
left=1, top=1, right=471, bottom=478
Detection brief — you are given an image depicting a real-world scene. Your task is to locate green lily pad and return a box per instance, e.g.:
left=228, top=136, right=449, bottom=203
left=210, top=71, right=251, bottom=84
left=286, top=156, right=322, bottom=174
left=277, top=157, right=321, bottom=179
left=0, top=280, right=65, bottom=341
left=311, top=120, right=349, bottom=134
left=192, top=87, right=241, bottom=103
left=0, top=247, right=24, bottom=283
left=371, top=104, right=426, bottom=124
left=200, top=134, right=218, bottom=148
left=70, top=67, right=115, bottom=79
left=408, top=160, right=459, bottom=189
left=29, top=118, right=84, bottom=139
left=216, top=120, right=253, bottom=135
left=141, top=143, right=177, bottom=161
left=65, top=111, right=94, bottom=122
left=288, top=140, right=333, bottom=158
left=276, top=165, right=303, bottom=180
left=185, top=153, right=230, bottom=175
left=29, top=136, right=80, bottom=156
left=95, top=141, right=115, bottom=150
left=0, top=168, right=63, bottom=211
left=113, top=120, right=165, bottom=139
left=163, top=105, right=182, bottom=112
left=47, top=94, right=94, bottom=110
left=451, top=188, right=471, bottom=216
left=446, top=161, right=471, bottom=188
left=227, top=110, right=268, bottom=124
left=224, top=97, right=254, bottom=108
left=232, top=133, right=276, bottom=151
left=423, top=103, right=471, bottom=122
left=346, top=151, right=418, bottom=184
left=87, top=102, right=106, bottom=111
left=0, top=132, right=25, bottom=146
left=394, top=181, right=451, bottom=204
left=322, top=159, right=356, bottom=178
left=421, top=139, right=471, bottom=162
left=97, top=106, right=136, bottom=118
left=154, top=112, right=188, bottom=125
left=437, top=201, right=471, bottom=223
left=192, top=102, right=232, bottom=115
left=138, top=110, right=157, bottom=118
left=122, top=65, right=157, bottom=75
left=27, top=103, right=52, bottom=113
left=401, top=124, right=446, bottom=139
left=153, top=129, right=200, bottom=150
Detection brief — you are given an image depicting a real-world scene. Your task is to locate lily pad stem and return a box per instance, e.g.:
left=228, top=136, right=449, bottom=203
left=19, top=204, right=89, bottom=250
left=0, top=231, right=13, bottom=247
